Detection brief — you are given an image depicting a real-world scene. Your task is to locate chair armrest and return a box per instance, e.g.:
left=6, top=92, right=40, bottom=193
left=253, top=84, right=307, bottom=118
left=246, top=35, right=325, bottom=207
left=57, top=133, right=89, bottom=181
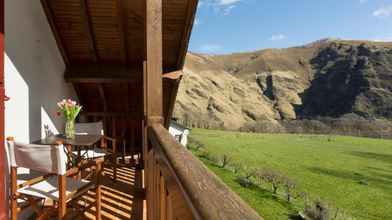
left=66, top=158, right=105, bottom=177
left=101, top=135, right=117, bottom=153
left=17, top=174, right=53, bottom=189
left=102, top=135, right=116, bottom=142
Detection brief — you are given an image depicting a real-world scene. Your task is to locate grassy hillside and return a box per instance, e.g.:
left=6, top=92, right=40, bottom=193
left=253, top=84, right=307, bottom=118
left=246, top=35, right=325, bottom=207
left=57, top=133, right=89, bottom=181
left=189, top=129, right=392, bottom=220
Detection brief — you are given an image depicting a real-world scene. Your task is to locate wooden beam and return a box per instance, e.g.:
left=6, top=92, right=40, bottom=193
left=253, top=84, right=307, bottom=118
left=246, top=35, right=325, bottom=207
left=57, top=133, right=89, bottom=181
left=40, top=0, right=70, bottom=66
left=66, top=77, right=140, bottom=84
left=164, top=76, right=182, bottom=128
left=116, top=0, right=129, bottom=64
left=163, top=70, right=183, bottom=80
left=146, top=0, right=163, bottom=125
left=81, top=111, right=142, bottom=119
left=177, top=0, right=199, bottom=69
left=65, top=65, right=142, bottom=83
left=80, top=0, right=98, bottom=62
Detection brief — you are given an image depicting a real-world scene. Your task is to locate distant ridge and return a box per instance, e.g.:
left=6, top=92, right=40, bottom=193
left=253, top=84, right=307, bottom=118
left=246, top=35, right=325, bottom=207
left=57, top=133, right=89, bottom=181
left=174, top=39, right=392, bottom=130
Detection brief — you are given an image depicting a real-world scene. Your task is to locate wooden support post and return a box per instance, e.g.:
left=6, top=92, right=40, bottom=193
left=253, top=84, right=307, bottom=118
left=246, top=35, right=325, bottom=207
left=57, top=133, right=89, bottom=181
left=145, top=1, right=163, bottom=219
left=97, top=84, right=107, bottom=131
left=146, top=0, right=163, bottom=126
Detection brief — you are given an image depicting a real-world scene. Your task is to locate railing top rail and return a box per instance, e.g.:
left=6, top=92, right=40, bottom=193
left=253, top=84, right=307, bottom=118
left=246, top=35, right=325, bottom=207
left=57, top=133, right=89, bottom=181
left=149, top=123, right=262, bottom=220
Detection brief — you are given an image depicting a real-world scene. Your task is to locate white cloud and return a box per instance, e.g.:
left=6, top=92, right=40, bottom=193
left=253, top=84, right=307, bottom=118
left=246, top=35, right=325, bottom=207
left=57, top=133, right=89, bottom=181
left=194, top=18, right=201, bottom=26
left=217, top=0, right=242, bottom=6
left=270, top=34, right=287, bottom=41
left=198, top=1, right=205, bottom=9
left=372, top=37, right=392, bottom=42
left=373, top=6, right=392, bottom=18
left=359, top=0, right=368, bottom=4
left=199, top=44, right=222, bottom=53
left=198, top=0, right=243, bottom=15
left=223, top=5, right=236, bottom=15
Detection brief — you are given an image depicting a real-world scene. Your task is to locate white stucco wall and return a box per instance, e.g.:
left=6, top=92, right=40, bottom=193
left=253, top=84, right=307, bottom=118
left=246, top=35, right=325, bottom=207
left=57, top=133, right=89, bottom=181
left=4, top=1, right=78, bottom=218
left=169, top=124, right=189, bottom=147
left=4, top=0, right=78, bottom=143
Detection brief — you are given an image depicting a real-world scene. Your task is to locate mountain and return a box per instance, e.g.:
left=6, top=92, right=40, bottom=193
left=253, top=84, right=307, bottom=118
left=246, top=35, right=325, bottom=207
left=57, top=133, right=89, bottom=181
left=173, top=39, right=392, bottom=130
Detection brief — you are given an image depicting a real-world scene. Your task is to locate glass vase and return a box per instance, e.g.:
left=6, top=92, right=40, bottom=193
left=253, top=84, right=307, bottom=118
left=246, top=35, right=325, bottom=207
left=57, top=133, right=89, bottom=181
left=65, top=119, right=75, bottom=139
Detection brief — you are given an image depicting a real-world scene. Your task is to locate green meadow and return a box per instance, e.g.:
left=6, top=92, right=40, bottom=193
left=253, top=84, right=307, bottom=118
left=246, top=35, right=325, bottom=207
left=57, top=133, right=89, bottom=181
left=189, top=129, right=392, bottom=220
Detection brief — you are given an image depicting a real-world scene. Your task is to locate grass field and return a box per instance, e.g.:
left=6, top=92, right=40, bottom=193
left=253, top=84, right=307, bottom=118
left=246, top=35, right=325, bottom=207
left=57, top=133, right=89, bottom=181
left=189, top=129, right=392, bottom=220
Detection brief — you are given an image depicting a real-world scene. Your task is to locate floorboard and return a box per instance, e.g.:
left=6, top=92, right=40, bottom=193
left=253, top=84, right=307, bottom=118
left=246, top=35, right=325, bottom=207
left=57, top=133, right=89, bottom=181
left=72, top=164, right=145, bottom=220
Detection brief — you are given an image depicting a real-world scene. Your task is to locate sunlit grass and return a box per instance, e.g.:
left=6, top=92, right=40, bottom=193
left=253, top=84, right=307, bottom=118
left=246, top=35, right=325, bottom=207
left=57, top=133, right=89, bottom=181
left=190, top=129, right=392, bottom=220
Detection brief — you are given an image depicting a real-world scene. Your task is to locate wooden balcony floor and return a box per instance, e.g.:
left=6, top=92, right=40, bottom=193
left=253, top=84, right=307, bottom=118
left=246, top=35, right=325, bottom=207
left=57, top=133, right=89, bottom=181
left=72, top=164, right=145, bottom=220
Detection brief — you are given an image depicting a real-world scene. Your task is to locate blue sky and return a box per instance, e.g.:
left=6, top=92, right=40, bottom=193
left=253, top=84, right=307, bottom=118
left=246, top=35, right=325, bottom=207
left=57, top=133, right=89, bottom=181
left=188, top=0, right=392, bottom=54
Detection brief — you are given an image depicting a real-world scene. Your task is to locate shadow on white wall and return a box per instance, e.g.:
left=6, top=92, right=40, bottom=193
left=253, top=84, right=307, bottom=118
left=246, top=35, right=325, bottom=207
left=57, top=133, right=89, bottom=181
left=4, top=0, right=77, bottom=143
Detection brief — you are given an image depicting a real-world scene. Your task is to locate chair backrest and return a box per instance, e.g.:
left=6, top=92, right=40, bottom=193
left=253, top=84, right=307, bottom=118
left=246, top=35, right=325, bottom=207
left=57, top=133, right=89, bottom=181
left=75, top=121, right=104, bottom=136
left=6, top=139, right=67, bottom=175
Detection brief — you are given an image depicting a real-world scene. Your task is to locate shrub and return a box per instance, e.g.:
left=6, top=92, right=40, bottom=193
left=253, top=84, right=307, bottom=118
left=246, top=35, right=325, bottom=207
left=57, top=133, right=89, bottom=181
left=304, top=199, right=330, bottom=220
left=209, top=155, right=221, bottom=166
left=231, top=161, right=243, bottom=174
left=198, top=148, right=210, bottom=159
left=188, top=137, right=204, bottom=151
left=301, top=198, right=354, bottom=220
left=331, top=208, right=355, bottom=220
left=236, top=176, right=254, bottom=188
left=242, top=166, right=257, bottom=180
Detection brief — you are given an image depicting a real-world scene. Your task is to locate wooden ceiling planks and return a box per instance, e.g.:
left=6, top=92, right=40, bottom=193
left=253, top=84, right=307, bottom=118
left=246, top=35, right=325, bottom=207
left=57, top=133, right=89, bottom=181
left=80, top=0, right=98, bottom=62
left=43, top=0, right=197, bottom=70
left=87, top=0, right=123, bottom=63
left=41, top=0, right=198, bottom=132
left=127, top=0, right=145, bottom=67
left=49, top=0, right=92, bottom=63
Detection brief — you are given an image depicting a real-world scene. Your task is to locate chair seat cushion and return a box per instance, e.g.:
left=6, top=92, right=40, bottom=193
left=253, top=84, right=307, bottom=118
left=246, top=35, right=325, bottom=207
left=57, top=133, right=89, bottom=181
left=73, top=147, right=109, bottom=159
left=18, top=176, right=91, bottom=201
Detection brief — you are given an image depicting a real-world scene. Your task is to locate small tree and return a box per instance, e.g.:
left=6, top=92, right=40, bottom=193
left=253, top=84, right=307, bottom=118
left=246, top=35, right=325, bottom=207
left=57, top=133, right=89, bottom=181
left=282, top=176, right=296, bottom=203
left=236, top=166, right=256, bottom=188
left=257, top=168, right=283, bottom=194
left=219, top=154, right=232, bottom=168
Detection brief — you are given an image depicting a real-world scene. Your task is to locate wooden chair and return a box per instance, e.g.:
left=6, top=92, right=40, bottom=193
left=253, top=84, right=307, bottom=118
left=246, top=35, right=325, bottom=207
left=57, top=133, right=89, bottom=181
left=6, top=137, right=103, bottom=220
left=75, top=121, right=118, bottom=180
left=120, top=127, right=143, bottom=166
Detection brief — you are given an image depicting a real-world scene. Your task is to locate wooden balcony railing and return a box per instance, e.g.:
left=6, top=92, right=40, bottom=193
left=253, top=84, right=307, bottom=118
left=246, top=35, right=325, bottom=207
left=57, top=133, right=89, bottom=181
left=146, top=123, right=262, bottom=220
